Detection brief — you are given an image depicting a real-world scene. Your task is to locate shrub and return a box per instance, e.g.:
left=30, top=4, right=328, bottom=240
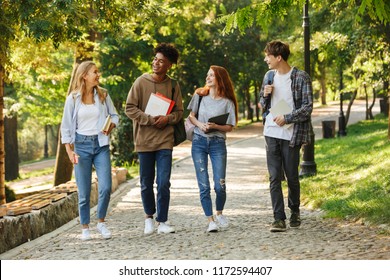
left=111, top=111, right=138, bottom=167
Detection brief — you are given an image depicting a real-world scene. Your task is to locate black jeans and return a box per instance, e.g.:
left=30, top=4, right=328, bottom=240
left=265, top=136, right=301, bottom=221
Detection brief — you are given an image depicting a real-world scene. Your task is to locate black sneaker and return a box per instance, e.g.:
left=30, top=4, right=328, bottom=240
left=270, top=220, right=287, bottom=232
left=290, top=212, right=301, bottom=228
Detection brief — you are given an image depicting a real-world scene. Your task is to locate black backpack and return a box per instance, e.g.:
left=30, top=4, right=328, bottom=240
left=262, top=70, right=275, bottom=124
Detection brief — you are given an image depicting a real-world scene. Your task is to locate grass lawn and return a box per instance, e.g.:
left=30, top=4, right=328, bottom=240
left=300, top=114, right=390, bottom=229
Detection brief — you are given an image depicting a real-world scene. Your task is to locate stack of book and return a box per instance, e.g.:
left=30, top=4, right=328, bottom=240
left=145, top=92, right=175, bottom=116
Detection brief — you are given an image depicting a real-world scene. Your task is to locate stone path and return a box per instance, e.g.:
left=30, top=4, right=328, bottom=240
left=1, top=101, right=389, bottom=261
left=0, top=100, right=390, bottom=260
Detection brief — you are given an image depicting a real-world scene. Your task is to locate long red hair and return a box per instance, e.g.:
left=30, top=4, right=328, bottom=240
left=195, top=65, right=238, bottom=124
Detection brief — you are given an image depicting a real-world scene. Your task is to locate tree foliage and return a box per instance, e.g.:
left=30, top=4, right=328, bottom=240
left=2, top=0, right=390, bottom=201
left=219, top=0, right=390, bottom=35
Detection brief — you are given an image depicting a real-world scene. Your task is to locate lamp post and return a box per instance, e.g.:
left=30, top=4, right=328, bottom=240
left=338, top=66, right=347, bottom=136
left=300, top=0, right=317, bottom=177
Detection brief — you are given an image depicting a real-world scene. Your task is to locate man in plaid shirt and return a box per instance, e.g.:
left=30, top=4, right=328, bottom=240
left=259, top=40, right=314, bottom=232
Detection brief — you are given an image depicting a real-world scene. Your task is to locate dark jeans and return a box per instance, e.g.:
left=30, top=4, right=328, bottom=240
left=138, top=149, right=172, bottom=223
left=265, top=136, right=301, bottom=221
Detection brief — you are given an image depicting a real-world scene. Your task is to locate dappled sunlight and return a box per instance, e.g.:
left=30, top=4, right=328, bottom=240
left=170, top=187, right=199, bottom=193
left=228, top=146, right=266, bottom=156
left=171, top=179, right=198, bottom=188
left=115, top=200, right=143, bottom=208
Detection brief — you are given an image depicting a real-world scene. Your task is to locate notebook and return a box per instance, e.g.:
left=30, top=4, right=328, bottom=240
left=206, top=113, right=230, bottom=133
left=269, top=99, right=293, bottom=129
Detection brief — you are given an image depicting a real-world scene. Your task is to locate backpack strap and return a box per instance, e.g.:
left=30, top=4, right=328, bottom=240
left=196, top=95, right=203, bottom=118
left=170, top=79, right=176, bottom=99
left=267, top=70, right=275, bottom=85
left=264, top=70, right=276, bottom=111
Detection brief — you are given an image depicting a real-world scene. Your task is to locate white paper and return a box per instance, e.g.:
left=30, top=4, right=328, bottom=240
left=269, top=99, right=293, bottom=129
left=270, top=99, right=292, bottom=116
left=144, top=93, right=171, bottom=116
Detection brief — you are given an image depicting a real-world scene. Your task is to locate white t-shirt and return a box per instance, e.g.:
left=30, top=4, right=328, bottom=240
left=264, top=69, right=295, bottom=141
left=76, top=103, right=100, bottom=136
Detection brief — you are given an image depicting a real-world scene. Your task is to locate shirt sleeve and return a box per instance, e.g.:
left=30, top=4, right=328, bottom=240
left=60, top=94, right=75, bottom=144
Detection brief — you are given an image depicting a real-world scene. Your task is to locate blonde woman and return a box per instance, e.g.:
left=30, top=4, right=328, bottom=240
left=61, top=61, right=119, bottom=240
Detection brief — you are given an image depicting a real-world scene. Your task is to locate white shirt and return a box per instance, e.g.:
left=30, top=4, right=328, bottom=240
left=264, top=69, right=295, bottom=140
left=76, top=103, right=100, bottom=136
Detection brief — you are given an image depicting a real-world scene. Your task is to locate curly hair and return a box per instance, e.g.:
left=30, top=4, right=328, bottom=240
left=154, top=43, right=179, bottom=64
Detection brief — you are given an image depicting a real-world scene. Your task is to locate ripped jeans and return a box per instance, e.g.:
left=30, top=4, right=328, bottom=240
left=191, top=133, right=227, bottom=217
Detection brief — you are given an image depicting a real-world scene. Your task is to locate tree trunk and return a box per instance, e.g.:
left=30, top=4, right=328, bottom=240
left=345, top=90, right=358, bottom=126
left=319, top=64, right=327, bottom=105
left=5, top=116, right=19, bottom=181
left=367, top=88, right=376, bottom=120
left=48, top=124, right=58, bottom=157
left=388, top=94, right=390, bottom=140
left=0, top=66, right=6, bottom=204
left=254, top=81, right=259, bottom=122
left=244, top=86, right=253, bottom=121
left=242, top=98, right=246, bottom=119
left=53, top=36, right=96, bottom=186
left=53, top=126, right=74, bottom=186
left=385, top=81, right=390, bottom=140
left=53, top=64, right=78, bottom=186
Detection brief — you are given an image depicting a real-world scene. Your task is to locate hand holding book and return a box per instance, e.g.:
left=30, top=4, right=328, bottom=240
left=101, top=115, right=112, bottom=135
left=153, top=115, right=169, bottom=129
left=206, top=113, right=229, bottom=133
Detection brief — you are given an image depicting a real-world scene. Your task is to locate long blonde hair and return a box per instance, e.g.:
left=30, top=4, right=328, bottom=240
left=69, top=61, right=106, bottom=103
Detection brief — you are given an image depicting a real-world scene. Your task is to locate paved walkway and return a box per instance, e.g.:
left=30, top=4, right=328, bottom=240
left=1, top=100, right=389, bottom=260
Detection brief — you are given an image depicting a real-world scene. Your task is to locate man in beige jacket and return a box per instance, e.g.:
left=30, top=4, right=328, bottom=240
left=125, top=43, right=183, bottom=235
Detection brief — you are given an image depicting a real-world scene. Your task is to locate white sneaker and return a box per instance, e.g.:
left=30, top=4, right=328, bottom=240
left=80, top=228, right=91, bottom=241
left=207, top=221, right=219, bottom=232
left=216, top=214, right=229, bottom=228
left=157, top=222, right=176, bottom=234
left=144, top=218, right=155, bottom=235
left=97, top=222, right=112, bottom=239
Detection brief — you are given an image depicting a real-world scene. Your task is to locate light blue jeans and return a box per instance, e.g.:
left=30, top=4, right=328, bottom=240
left=191, top=133, right=227, bottom=217
left=74, top=133, right=112, bottom=225
left=138, top=149, right=172, bottom=223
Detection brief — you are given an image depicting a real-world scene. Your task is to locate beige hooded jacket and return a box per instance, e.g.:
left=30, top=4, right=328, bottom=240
left=125, top=73, right=183, bottom=152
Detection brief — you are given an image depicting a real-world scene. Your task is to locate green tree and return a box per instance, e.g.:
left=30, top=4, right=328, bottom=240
left=219, top=0, right=390, bottom=138
left=220, top=0, right=390, bottom=34
left=52, top=0, right=144, bottom=186
left=0, top=0, right=87, bottom=204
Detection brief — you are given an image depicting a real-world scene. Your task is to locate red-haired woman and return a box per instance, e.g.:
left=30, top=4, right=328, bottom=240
left=187, top=65, right=238, bottom=232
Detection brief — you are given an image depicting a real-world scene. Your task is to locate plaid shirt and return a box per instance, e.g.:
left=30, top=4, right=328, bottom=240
left=259, top=67, right=314, bottom=147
